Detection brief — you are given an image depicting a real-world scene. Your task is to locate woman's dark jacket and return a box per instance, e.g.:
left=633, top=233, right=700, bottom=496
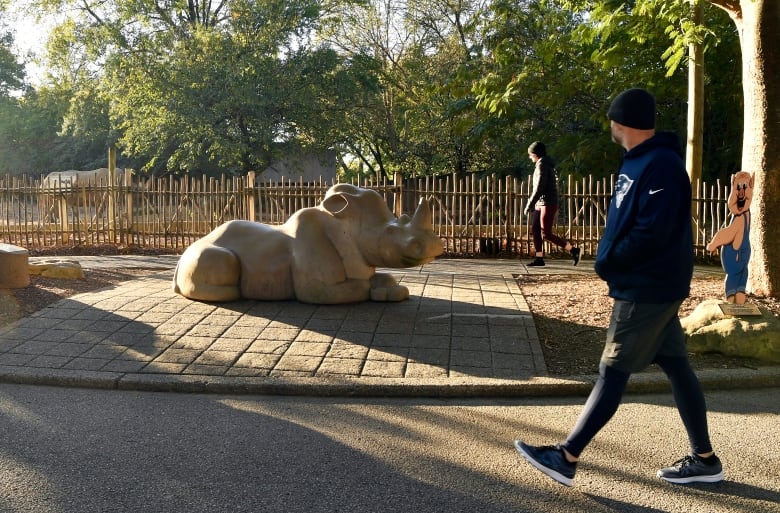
left=528, top=156, right=559, bottom=208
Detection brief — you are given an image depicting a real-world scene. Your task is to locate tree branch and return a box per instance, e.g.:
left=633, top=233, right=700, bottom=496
left=707, top=0, right=742, bottom=18
left=80, top=0, right=105, bottom=25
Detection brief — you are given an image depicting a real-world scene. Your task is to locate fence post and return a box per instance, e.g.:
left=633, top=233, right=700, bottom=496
left=124, top=168, right=134, bottom=244
left=247, top=171, right=256, bottom=221
left=58, top=191, right=69, bottom=244
left=108, top=146, right=117, bottom=241
left=390, top=172, right=399, bottom=217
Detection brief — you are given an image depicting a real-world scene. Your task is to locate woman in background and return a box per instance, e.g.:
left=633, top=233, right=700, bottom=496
left=524, top=141, right=580, bottom=267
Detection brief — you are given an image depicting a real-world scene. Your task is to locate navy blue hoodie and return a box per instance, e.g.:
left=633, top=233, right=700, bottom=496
left=594, top=132, right=694, bottom=303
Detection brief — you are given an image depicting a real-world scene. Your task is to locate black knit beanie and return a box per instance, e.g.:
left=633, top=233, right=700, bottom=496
left=607, top=88, right=656, bottom=129
left=528, top=141, right=546, bottom=157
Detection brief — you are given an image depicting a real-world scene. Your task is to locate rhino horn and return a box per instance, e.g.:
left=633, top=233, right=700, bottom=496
left=411, top=197, right=433, bottom=229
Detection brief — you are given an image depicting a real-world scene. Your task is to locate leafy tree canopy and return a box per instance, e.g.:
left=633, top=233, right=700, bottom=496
left=0, top=32, right=25, bottom=97
left=1, top=0, right=743, bottom=182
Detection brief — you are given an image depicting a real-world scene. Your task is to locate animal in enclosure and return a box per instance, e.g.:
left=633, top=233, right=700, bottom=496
left=39, top=168, right=132, bottom=223
left=172, top=183, right=444, bottom=304
left=40, top=168, right=121, bottom=189
left=706, top=171, right=754, bottom=304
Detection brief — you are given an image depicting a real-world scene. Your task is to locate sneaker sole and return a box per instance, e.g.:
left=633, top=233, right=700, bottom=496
left=657, top=470, right=724, bottom=484
left=514, top=441, right=574, bottom=487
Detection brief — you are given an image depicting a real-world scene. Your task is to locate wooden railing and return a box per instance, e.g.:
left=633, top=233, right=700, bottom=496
left=0, top=172, right=731, bottom=259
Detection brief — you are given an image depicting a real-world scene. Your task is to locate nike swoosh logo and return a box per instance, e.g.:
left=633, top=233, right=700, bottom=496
left=649, top=188, right=664, bottom=195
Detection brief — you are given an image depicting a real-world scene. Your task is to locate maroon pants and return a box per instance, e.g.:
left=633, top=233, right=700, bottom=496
left=532, top=205, right=568, bottom=253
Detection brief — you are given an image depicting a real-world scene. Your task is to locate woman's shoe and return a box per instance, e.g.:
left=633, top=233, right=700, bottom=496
left=570, top=247, right=581, bottom=266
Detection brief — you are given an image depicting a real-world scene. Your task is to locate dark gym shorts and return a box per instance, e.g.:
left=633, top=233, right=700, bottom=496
left=600, top=299, right=688, bottom=373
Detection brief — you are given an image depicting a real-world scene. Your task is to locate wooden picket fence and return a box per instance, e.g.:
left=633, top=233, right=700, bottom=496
left=0, top=171, right=731, bottom=259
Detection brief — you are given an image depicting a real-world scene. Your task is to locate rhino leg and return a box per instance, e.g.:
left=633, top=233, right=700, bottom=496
left=173, top=245, right=242, bottom=302
left=369, top=272, right=409, bottom=302
left=291, top=275, right=370, bottom=304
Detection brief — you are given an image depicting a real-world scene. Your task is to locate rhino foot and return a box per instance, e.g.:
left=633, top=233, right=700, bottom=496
left=370, top=284, right=410, bottom=302
left=369, top=272, right=408, bottom=301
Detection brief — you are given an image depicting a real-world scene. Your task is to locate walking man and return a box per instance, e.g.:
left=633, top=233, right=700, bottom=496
left=514, top=88, right=724, bottom=486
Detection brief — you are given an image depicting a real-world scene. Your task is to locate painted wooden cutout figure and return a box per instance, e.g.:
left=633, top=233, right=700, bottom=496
left=173, top=184, right=444, bottom=304
left=706, top=171, right=754, bottom=304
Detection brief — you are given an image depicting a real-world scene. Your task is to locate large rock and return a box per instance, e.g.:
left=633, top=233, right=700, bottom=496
left=682, top=299, right=780, bottom=363
left=28, top=260, right=85, bottom=279
left=0, top=243, right=30, bottom=288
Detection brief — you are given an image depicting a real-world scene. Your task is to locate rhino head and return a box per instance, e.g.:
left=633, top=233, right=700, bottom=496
left=375, top=197, right=444, bottom=267
left=321, top=185, right=444, bottom=268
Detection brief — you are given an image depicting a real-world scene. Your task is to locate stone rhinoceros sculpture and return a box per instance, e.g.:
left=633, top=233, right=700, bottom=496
left=172, top=184, right=444, bottom=304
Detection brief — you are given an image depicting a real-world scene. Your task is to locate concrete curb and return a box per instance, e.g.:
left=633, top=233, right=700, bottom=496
left=2, top=364, right=778, bottom=397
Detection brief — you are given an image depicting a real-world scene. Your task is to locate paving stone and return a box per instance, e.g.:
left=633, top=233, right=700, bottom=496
left=317, top=358, right=363, bottom=376
left=362, top=360, right=405, bottom=378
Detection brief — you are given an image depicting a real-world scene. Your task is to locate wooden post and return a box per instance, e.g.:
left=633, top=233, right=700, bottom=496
left=393, top=172, right=402, bottom=218
left=58, top=191, right=69, bottom=244
left=247, top=171, right=256, bottom=221
left=108, top=146, right=117, bottom=241
left=124, top=167, right=134, bottom=244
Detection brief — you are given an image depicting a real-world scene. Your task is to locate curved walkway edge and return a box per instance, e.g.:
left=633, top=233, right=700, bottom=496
left=0, top=256, right=777, bottom=397
left=1, top=364, right=779, bottom=398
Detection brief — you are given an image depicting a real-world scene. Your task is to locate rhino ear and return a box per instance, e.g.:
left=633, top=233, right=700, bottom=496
left=322, top=193, right=349, bottom=216
left=411, top=197, right=433, bottom=229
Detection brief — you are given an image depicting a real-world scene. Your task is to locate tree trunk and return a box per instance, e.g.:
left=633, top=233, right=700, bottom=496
left=710, top=0, right=780, bottom=297
left=686, top=0, right=704, bottom=185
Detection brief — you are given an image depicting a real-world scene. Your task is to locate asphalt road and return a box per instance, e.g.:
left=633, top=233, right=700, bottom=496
left=0, top=384, right=778, bottom=513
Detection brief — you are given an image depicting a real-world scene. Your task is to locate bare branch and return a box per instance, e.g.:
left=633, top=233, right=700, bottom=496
left=79, top=0, right=105, bottom=25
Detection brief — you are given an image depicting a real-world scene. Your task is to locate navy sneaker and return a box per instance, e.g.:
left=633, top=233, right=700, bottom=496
left=570, top=247, right=581, bottom=266
left=527, top=257, right=545, bottom=267
left=657, top=454, right=724, bottom=484
left=514, top=441, right=576, bottom=486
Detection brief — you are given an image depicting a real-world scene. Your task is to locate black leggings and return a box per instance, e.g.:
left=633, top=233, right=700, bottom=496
left=561, top=356, right=713, bottom=458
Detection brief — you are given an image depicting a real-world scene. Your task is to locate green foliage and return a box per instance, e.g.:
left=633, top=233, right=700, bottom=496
left=471, top=0, right=740, bottom=181
left=473, top=0, right=624, bottom=178
left=577, top=0, right=742, bottom=180
left=1, top=0, right=745, bottom=183
left=0, top=31, right=78, bottom=174
left=0, top=86, right=110, bottom=174
left=30, top=0, right=356, bottom=175
left=110, top=23, right=364, bottom=174
left=0, top=32, right=24, bottom=96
